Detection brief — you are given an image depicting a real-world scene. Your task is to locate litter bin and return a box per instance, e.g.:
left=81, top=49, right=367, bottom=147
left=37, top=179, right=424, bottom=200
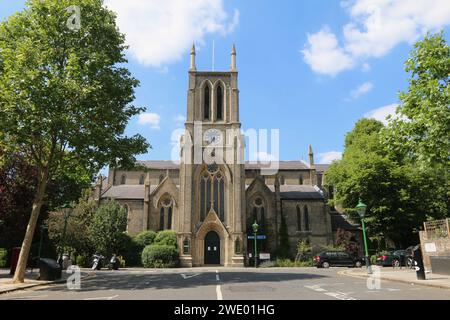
left=39, top=258, right=62, bottom=281
left=413, top=245, right=426, bottom=280
left=9, top=247, right=21, bottom=275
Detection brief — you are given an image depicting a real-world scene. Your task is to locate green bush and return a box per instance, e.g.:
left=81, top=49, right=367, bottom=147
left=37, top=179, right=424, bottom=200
left=134, top=231, right=157, bottom=248
left=75, top=255, right=86, bottom=267
left=154, top=230, right=178, bottom=247
left=141, top=244, right=179, bottom=268
left=0, top=248, right=7, bottom=268
left=267, top=258, right=314, bottom=268
left=116, top=232, right=141, bottom=266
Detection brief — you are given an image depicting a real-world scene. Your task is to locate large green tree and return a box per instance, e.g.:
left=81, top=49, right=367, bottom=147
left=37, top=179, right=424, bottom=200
left=0, top=0, right=149, bottom=282
left=88, top=200, right=127, bottom=256
left=385, top=31, right=450, bottom=166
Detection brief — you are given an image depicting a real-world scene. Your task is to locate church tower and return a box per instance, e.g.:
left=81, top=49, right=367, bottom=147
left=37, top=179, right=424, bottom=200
left=178, top=45, right=246, bottom=267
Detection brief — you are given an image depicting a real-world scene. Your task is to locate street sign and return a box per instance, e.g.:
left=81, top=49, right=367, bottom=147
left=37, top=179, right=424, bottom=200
left=259, top=253, right=270, bottom=260
left=247, top=235, right=267, bottom=240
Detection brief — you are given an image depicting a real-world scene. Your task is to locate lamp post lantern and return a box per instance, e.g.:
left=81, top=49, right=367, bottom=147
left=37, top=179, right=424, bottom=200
left=58, top=202, right=73, bottom=265
left=252, top=220, right=259, bottom=268
left=356, top=199, right=371, bottom=274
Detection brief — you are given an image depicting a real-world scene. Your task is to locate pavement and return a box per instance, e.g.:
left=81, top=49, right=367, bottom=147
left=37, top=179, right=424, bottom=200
left=340, top=266, right=450, bottom=290
left=0, top=267, right=90, bottom=295
left=0, top=267, right=449, bottom=300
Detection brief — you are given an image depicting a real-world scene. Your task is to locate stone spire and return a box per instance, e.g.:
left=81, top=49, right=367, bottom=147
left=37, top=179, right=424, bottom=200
left=309, top=145, right=315, bottom=168
left=230, top=44, right=237, bottom=71
left=190, top=44, right=196, bottom=71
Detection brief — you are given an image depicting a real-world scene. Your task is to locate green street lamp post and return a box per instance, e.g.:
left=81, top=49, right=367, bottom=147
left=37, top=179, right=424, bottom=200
left=252, top=220, right=259, bottom=268
left=356, top=199, right=372, bottom=274
left=58, top=202, right=73, bottom=265
left=37, top=224, right=47, bottom=263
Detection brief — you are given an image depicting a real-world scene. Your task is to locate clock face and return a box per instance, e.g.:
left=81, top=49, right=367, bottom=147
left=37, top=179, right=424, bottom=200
left=204, top=129, right=222, bottom=145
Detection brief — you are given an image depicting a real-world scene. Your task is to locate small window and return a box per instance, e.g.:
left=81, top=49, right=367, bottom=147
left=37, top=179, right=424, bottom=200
left=299, top=176, right=303, bottom=185
left=303, top=205, right=310, bottom=231
left=139, top=174, right=145, bottom=185
left=159, top=174, right=164, bottom=184
left=296, top=206, right=302, bottom=231
left=120, top=174, right=126, bottom=185
left=234, top=238, right=241, bottom=254
left=183, top=238, right=190, bottom=255
left=280, top=175, right=285, bottom=185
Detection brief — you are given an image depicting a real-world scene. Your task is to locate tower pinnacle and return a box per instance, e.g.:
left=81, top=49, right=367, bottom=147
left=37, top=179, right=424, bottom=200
left=230, top=44, right=237, bottom=71
left=190, top=44, right=196, bottom=71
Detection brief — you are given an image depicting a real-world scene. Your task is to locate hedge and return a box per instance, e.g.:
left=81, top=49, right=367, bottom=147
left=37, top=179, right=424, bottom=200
left=0, top=248, right=7, bottom=268
left=134, top=231, right=157, bottom=248
left=154, top=230, right=177, bottom=247
left=141, top=244, right=179, bottom=268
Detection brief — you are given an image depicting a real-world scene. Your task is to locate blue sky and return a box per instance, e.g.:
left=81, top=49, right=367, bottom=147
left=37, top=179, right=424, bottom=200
left=1, top=0, right=450, bottom=165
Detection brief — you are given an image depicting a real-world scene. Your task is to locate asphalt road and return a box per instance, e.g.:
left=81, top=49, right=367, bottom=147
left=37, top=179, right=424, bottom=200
left=1, top=267, right=449, bottom=300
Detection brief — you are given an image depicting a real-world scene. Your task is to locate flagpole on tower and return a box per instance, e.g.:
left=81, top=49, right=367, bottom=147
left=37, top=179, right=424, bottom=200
left=212, top=40, right=215, bottom=71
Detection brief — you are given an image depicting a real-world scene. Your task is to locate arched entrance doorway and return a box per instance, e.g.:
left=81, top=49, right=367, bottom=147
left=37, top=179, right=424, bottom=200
left=204, top=231, right=220, bottom=265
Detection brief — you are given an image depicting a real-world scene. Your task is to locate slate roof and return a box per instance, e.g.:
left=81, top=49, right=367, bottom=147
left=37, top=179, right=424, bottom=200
left=265, top=185, right=324, bottom=200
left=135, top=160, right=311, bottom=171
left=102, top=185, right=147, bottom=199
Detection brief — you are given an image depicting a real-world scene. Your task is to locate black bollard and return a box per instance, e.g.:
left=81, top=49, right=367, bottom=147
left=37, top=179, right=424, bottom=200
left=413, top=245, right=426, bottom=280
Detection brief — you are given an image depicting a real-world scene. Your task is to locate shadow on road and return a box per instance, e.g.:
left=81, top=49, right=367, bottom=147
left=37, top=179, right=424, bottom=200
left=37, top=271, right=328, bottom=293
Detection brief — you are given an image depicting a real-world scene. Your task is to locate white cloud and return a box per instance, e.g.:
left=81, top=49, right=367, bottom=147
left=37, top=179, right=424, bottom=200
left=249, top=151, right=279, bottom=164
left=174, top=114, right=186, bottom=124
left=302, top=0, right=450, bottom=75
left=364, top=103, right=398, bottom=125
left=301, top=27, right=355, bottom=76
left=318, top=151, right=343, bottom=164
left=138, top=112, right=161, bottom=129
left=350, top=81, right=374, bottom=99
left=104, top=0, right=239, bottom=67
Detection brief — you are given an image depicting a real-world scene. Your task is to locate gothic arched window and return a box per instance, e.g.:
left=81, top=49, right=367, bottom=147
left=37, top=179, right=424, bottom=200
left=303, top=205, right=310, bottom=231
left=204, top=86, right=211, bottom=120
left=139, top=174, right=145, bottom=185
left=250, top=197, right=266, bottom=232
left=168, top=207, right=173, bottom=230
left=124, top=204, right=130, bottom=232
left=120, top=174, right=126, bottom=185
left=297, top=206, right=302, bottom=231
left=200, top=167, right=225, bottom=222
left=159, top=207, right=165, bottom=231
left=216, top=85, right=223, bottom=120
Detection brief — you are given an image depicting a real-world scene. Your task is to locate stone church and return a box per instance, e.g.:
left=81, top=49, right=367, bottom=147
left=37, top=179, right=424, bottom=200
left=93, top=45, right=341, bottom=267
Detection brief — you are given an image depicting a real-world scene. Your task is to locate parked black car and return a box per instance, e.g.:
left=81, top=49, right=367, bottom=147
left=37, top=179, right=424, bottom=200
left=313, top=251, right=365, bottom=268
left=376, top=249, right=413, bottom=267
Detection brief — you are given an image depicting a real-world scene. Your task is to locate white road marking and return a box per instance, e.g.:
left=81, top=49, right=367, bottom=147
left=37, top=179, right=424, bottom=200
left=84, top=295, right=118, bottom=300
left=216, top=270, right=220, bottom=282
left=387, top=288, right=401, bottom=292
left=305, top=285, right=327, bottom=292
left=216, top=285, right=223, bottom=300
left=324, top=292, right=357, bottom=300
left=181, top=273, right=201, bottom=279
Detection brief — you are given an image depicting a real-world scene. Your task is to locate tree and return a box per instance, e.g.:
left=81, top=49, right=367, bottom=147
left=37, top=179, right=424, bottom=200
left=0, top=0, right=149, bottom=282
left=46, top=189, right=97, bottom=257
left=277, top=214, right=290, bottom=258
left=385, top=31, right=450, bottom=166
left=88, top=200, right=127, bottom=256
left=0, top=151, right=91, bottom=251
left=326, top=118, right=448, bottom=249
left=326, top=119, right=422, bottom=248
